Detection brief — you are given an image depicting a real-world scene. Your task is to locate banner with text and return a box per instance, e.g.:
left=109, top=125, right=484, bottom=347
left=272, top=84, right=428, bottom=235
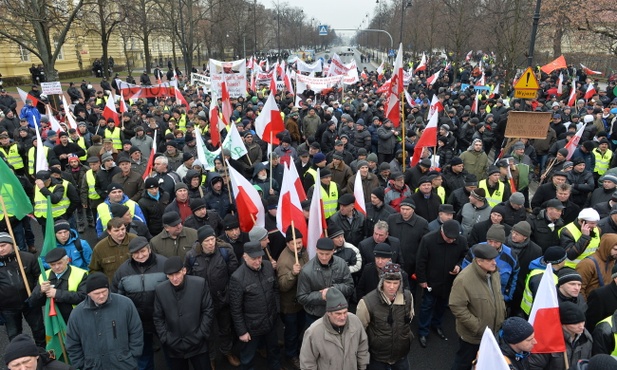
left=208, top=58, right=247, bottom=97
left=295, top=74, right=344, bottom=94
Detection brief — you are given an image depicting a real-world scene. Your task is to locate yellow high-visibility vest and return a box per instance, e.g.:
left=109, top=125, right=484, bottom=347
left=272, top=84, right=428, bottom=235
left=85, top=169, right=101, bottom=200
left=478, top=179, right=505, bottom=208
left=559, top=222, right=601, bottom=268
left=33, top=181, right=70, bottom=218
left=0, top=144, right=24, bottom=170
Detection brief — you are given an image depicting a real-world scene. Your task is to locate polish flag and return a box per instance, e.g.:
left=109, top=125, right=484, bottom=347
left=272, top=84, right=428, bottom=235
left=567, top=86, right=577, bottom=107
left=584, top=83, right=596, bottom=101
left=306, top=168, right=326, bottom=259
left=376, top=61, right=385, bottom=80
left=209, top=105, right=222, bottom=147
left=414, top=53, right=427, bottom=74
left=427, top=94, right=444, bottom=120
left=250, top=70, right=257, bottom=92
left=246, top=57, right=254, bottom=70
left=376, top=78, right=392, bottom=94
left=426, top=69, right=442, bottom=87
left=142, top=130, right=157, bottom=180
left=506, top=161, right=517, bottom=194
left=361, top=70, right=368, bottom=80
left=465, top=50, right=473, bottom=62
left=45, top=104, right=63, bottom=133
left=221, top=81, right=233, bottom=125
left=277, top=165, right=308, bottom=245
left=254, top=92, right=285, bottom=144
left=269, top=68, right=278, bottom=95
left=17, top=87, right=39, bottom=107
left=32, top=117, right=49, bottom=173
left=227, top=160, right=265, bottom=232
left=392, top=43, right=404, bottom=94
left=490, top=83, right=500, bottom=99
left=411, top=106, right=438, bottom=166
left=580, top=63, right=602, bottom=75
left=475, top=71, right=485, bottom=86
left=102, top=93, right=119, bottom=124
left=118, top=92, right=129, bottom=114
left=174, top=87, right=189, bottom=107
left=284, top=73, right=293, bottom=95
left=475, top=328, right=511, bottom=370
left=471, top=92, right=479, bottom=114
left=61, top=95, right=78, bottom=130
left=384, top=84, right=401, bottom=128
left=404, top=90, right=416, bottom=108
left=528, top=263, right=566, bottom=353
left=564, top=125, right=584, bottom=160
left=353, top=172, right=366, bottom=215
left=288, top=161, right=307, bottom=201
left=557, top=73, right=564, bottom=95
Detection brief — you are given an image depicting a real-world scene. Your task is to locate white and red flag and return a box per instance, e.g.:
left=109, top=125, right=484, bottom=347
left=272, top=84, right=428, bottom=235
left=353, top=172, right=366, bottom=216
left=61, top=95, right=77, bottom=130
left=221, top=81, right=233, bottom=125
left=414, top=53, right=427, bottom=74
left=475, top=328, right=511, bottom=370
left=584, top=83, right=596, bottom=101
left=557, top=73, right=564, bottom=95
left=142, top=130, right=157, bottom=180
left=227, top=160, right=265, bottom=232
left=276, top=165, right=308, bottom=245
left=254, top=92, right=285, bottom=145
left=426, top=69, right=442, bottom=87
left=102, top=93, right=119, bottom=124
left=528, top=263, right=567, bottom=353
left=465, top=50, right=473, bottom=62
left=580, top=63, right=602, bottom=75
left=411, top=106, right=439, bottom=166
left=17, top=87, right=39, bottom=107
left=376, top=61, right=385, bottom=80
left=567, top=86, right=578, bottom=107
left=490, top=83, right=500, bottom=99
left=288, top=160, right=307, bottom=201
left=306, top=168, right=326, bottom=259
left=564, top=125, right=584, bottom=160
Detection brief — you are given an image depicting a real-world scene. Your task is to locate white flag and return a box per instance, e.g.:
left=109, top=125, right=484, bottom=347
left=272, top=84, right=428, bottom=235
left=222, top=123, right=248, bottom=160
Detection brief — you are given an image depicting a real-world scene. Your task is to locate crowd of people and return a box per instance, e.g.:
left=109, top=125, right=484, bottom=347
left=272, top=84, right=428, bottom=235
left=2, top=50, right=617, bottom=370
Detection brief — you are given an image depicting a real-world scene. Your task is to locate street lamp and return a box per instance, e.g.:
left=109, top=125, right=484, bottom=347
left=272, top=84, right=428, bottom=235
left=399, top=0, right=412, bottom=46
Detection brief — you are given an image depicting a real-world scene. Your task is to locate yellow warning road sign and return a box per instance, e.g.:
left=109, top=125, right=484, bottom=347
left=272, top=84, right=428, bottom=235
left=514, top=67, right=540, bottom=90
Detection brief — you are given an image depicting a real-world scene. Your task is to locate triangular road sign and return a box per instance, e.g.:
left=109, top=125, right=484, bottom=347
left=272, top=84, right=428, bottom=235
left=514, top=67, right=540, bottom=90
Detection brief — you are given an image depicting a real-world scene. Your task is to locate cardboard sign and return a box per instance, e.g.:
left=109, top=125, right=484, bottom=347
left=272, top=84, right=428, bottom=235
left=41, top=81, right=63, bottom=95
left=504, top=111, right=552, bottom=139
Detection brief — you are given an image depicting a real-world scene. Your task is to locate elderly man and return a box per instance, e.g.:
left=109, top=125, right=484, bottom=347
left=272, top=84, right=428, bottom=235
left=300, top=287, right=370, bottom=370
left=356, top=262, right=413, bottom=369
left=328, top=194, right=365, bottom=247
left=358, top=220, right=405, bottom=267
left=112, top=237, right=168, bottom=370
left=4, top=334, right=73, bottom=370
left=153, top=256, right=213, bottom=370
left=111, top=155, right=144, bottom=202
left=449, top=244, right=506, bottom=370
left=150, top=211, right=198, bottom=260
left=386, top=197, right=428, bottom=280
left=458, top=188, right=492, bottom=238
left=560, top=208, right=602, bottom=269
left=66, top=272, right=143, bottom=370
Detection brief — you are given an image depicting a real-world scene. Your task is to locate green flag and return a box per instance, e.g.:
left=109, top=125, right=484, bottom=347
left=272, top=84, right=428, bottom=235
left=0, top=158, right=33, bottom=219
left=38, top=197, right=70, bottom=363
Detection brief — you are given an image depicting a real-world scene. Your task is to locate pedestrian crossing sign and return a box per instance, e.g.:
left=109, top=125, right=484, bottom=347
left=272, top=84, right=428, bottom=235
left=318, top=25, right=328, bottom=36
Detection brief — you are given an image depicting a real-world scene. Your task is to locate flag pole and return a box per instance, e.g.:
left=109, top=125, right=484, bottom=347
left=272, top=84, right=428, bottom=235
left=0, top=195, right=31, bottom=296
left=564, top=349, right=569, bottom=369
left=221, top=157, right=234, bottom=212
left=401, top=91, right=406, bottom=172
left=269, top=132, right=274, bottom=192
left=291, top=219, right=299, bottom=264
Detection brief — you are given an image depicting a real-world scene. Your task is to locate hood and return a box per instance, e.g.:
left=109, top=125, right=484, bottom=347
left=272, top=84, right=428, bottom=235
left=528, top=256, right=547, bottom=271
left=252, top=162, right=267, bottom=178
left=597, top=233, right=617, bottom=261
left=184, top=169, right=202, bottom=186
left=467, top=138, right=482, bottom=152
left=105, top=194, right=130, bottom=205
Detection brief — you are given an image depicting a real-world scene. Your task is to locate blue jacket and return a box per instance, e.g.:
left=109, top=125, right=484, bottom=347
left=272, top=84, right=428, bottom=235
left=43, top=228, right=93, bottom=270
left=462, top=242, right=520, bottom=302
left=20, top=105, right=41, bottom=128
left=95, top=194, right=147, bottom=236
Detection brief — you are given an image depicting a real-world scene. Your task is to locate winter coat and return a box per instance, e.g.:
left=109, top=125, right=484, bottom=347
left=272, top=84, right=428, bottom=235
left=65, top=293, right=143, bottom=370
left=328, top=209, right=366, bottom=247
left=592, top=311, right=617, bottom=355
left=296, top=255, right=354, bottom=317
left=277, top=246, right=310, bottom=314
left=184, top=241, right=238, bottom=309
left=416, top=229, right=468, bottom=299
left=568, top=169, right=595, bottom=208
left=328, top=160, right=353, bottom=193
left=376, top=126, right=397, bottom=155
left=137, top=189, right=170, bottom=236
left=527, top=209, right=565, bottom=252
left=89, top=233, right=136, bottom=282
left=29, top=265, right=88, bottom=323
left=0, top=251, right=39, bottom=310
left=355, top=262, right=410, bottom=301
left=357, top=236, right=404, bottom=267
left=112, top=253, right=168, bottom=333
left=46, top=228, right=93, bottom=270
left=346, top=172, right=379, bottom=205
left=459, top=146, right=488, bottom=181
left=586, top=282, right=617, bottom=332
left=449, top=260, right=506, bottom=345
left=150, top=226, right=198, bottom=260
left=229, top=260, right=279, bottom=336
left=442, top=165, right=467, bottom=197
left=353, top=129, right=372, bottom=152
left=467, top=219, right=512, bottom=247
left=462, top=243, right=519, bottom=302
left=111, top=171, right=144, bottom=203
left=410, top=190, right=441, bottom=222
left=153, top=275, right=213, bottom=359
left=387, top=212, right=429, bottom=275
left=458, top=201, right=492, bottom=238
left=300, top=313, right=370, bottom=370
left=576, top=233, right=617, bottom=299
left=529, top=328, right=593, bottom=370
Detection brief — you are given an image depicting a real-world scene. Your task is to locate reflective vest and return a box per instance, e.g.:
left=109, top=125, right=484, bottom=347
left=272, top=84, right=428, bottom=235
left=106, top=128, right=122, bottom=150
left=520, top=268, right=558, bottom=314
left=592, top=148, right=612, bottom=175
left=177, top=114, right=187, bottom=131
left=437, top=186, right=445, bottom=203
left=305, top=168, right=318, bottom=186
left=0, top=144, right=24, bottom=170
left=85, top=169, right=101, bottom=200
left=28, top=146, right=49, bottom=176
left=321, top=182, right=339, bottom=219
left=33, top=181, right=70, bottom=218
left=72, top=136, right=87, bottom=161
left=95, top=97, right=105, bottom=106
left=598, top=316, right=617, bottom=355
left=559, top=222, right=601, bottom=268
left=478, top=179, right=505, bottom=208
left=39, top=266, right=88, bottom=307
left=97, top=200, right=137, bottom=230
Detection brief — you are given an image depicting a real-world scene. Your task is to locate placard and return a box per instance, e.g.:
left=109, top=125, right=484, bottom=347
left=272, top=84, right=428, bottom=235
left=504, top=111, right=552, bottom=139
left=41, top=81, right=63, bottom=95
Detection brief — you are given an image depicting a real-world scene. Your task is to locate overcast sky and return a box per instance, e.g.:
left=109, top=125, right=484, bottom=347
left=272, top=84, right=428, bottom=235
left=259, top=0, right=380, bottom=32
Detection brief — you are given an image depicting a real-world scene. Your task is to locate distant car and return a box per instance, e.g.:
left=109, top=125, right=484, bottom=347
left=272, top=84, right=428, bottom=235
left=325, top=49, right=330, bottom=53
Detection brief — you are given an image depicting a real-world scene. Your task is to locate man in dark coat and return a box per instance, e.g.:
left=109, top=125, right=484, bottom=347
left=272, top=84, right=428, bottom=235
left=586, top=265, right=617, bottom=332
left=153, top=256, right=213, bottom=369
left=506, top=221, right=542, bottom=317
left=410, top=176, right=441, bottom=223
left=527, top=199, right=566, bottom=252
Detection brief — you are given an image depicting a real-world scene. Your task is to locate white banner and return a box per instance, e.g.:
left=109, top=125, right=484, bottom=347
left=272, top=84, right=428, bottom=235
left=295, top=74, right=344, bottom=94
left=190, top=73, right=211, bottom=89
left=296, top=59, right=322, bottom=73
left=342, top=60, right=359, bottom=85
left=41, top=81, right=63, bottom=95
left=208, top=58, right=247, bottom=97
left=327, top=54, right=349, bottom=77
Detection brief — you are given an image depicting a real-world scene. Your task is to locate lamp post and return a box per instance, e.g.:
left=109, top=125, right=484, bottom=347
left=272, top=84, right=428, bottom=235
left=253, top=0, right=257, bottom=55
left=399, top=0, right=411, bottom=46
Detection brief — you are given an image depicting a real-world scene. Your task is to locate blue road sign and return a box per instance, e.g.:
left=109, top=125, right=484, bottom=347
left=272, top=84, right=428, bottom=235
left=318, top=25, right=328, bottom=36
left=388, top=49, right=395, bottom=57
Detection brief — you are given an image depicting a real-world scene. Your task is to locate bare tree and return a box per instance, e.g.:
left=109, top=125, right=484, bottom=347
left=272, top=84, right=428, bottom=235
left=124, top=0, right=163, bottom=73
left=0, top=0, right=86, bottom=81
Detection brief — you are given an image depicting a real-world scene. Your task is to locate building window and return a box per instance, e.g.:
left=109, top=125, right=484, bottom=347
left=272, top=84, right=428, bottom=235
left=19, top=45, right=30, bottom=62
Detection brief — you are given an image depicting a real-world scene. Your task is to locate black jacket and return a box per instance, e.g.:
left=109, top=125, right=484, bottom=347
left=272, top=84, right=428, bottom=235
left=527, top=209, right=564, bottom=252
left=586, top=282, right=617, bottom=333
left=153, top=275, right=213, bottom=359
left=184, top=241, right=238, bottom=309
left=112, top=253, right=168, bottom=333
left=468, top=219, right=512, bottom=247
left=137, top=190, right=170, bottom=236
left=387, top=212, right=429, bottom=275
left=592, top=311, right=617, bottom=355
left=29, top=265, right=87, bottom=323
left=0, top=251, right=40, bottom=309
left=183, top=210, right=223, bottom=236
left=229, top=260, right=280, bottom=337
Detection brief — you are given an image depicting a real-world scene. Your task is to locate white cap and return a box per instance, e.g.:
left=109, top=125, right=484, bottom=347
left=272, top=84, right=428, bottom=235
left=584, top=114, right=594, bottom=123
left=578, top=208, right=600, bottom=222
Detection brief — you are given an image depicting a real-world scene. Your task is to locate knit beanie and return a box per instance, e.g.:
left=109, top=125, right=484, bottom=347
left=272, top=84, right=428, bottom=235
left=326, top=287, right=348, bottom=312
left=371, top=187, right=385, bottom=202
left=486, top=224, right=506, bottom=243
left=4, top=334, right=39, bottom=365
left=86, top=272, right=109, bottom=293
left=588, top=354, right=617, bottom=370
left=501, top=317, right=534, bottom=344
left=512, top=221, right=532, bottom=238
left=557, top=267, right=582, bottom=287
left=559, top=301, right=586, bottom=324
left=197, top=225, right=216, bottom=244
left=54, top=219, right=71, bottom=233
